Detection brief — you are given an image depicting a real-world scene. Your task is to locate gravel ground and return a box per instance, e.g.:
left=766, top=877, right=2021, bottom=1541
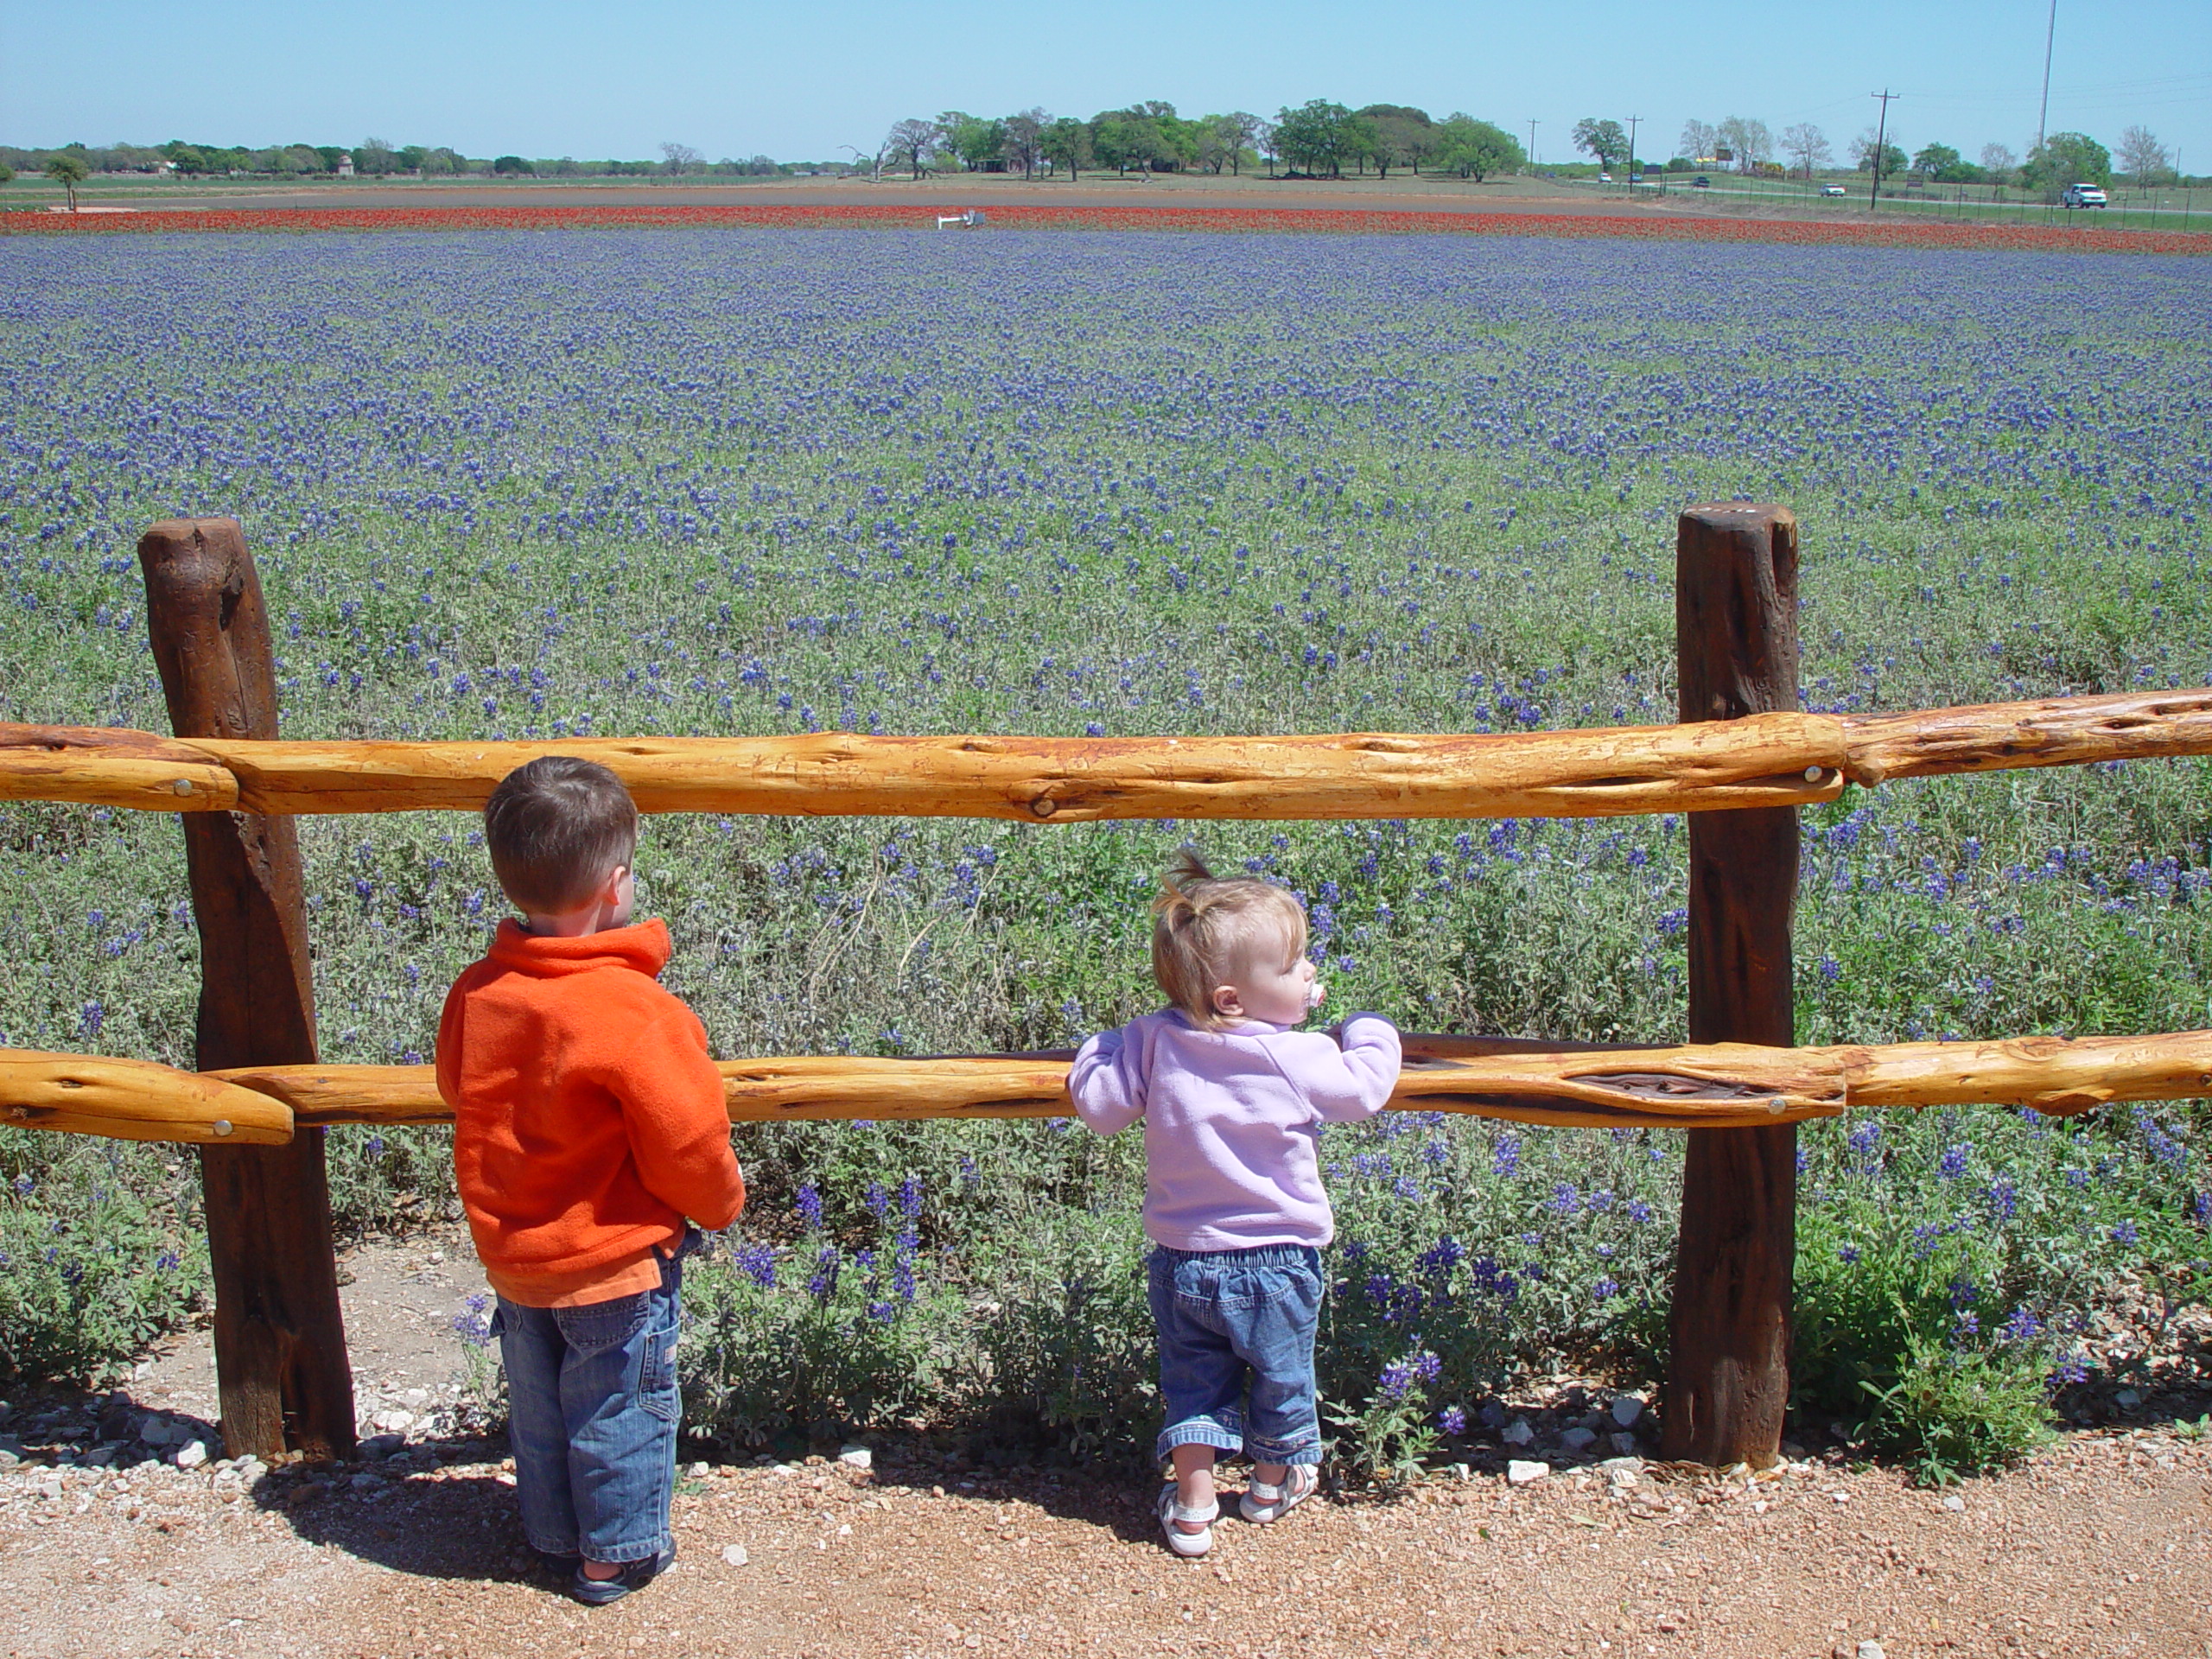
left=2, top=1431, right=2209, bottom=1658
left=3, top=1234, right=2209, bottom=1658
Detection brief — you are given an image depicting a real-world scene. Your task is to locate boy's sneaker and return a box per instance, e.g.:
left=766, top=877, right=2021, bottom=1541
left=1239, top=1463, right=1319, bottom=1524
left=568, top=1542, right=677, bottom=1605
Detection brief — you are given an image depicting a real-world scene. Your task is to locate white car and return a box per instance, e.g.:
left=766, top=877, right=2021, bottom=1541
left=1597, top=172, right=1611, bottom=182
left=1821, top=184, right=1847, bottom=197
left=2062, top=183, right=2107, bottom=208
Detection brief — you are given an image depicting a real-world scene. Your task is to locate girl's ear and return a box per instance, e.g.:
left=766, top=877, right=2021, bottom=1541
left=1210, top=983, right=1243, bottom=1017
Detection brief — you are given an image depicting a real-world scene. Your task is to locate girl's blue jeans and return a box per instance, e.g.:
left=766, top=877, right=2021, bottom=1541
left=1147, top=1242, right=1324, bottom=1468
left=492, top=1239, right=688, bottom=1565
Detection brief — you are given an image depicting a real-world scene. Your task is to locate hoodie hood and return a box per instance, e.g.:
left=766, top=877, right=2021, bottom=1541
left=484, top=917, right=672, bottom=980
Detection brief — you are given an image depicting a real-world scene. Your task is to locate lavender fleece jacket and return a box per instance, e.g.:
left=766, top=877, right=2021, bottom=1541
left=1069, top=1008, right=1402, bottom=1251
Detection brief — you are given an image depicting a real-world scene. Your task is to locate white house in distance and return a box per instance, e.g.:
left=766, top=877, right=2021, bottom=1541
left=335, top=153, right=354, bottom=177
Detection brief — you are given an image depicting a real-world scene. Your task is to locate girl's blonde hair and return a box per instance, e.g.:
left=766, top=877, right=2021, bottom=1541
left=1150, top=849, right=1307, bottom=1027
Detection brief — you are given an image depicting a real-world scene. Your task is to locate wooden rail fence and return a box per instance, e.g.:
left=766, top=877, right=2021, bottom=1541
left=2, top=510, right=2208, bottom=1471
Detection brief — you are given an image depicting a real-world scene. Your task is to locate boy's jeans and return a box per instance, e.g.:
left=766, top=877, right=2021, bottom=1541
left=1147, top=1243, right=1324, bottom=1468
left=493, top=1241, right=688, bottom=1565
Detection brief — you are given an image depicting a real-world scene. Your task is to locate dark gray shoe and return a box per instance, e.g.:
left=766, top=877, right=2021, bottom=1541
left=568, top=1542, right=677, bottom=1606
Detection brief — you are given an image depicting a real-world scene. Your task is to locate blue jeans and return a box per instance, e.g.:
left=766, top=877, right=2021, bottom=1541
left=1147, top=1243, right=1324, bottom=1468
left=493, top=1241, right=688, bottom=1565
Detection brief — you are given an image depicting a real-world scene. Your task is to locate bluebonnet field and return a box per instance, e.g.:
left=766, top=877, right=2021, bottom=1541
left=3, top=229, right=2209, bottom=1474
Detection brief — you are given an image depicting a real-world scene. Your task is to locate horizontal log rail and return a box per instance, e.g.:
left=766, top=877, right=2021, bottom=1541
left=7, top=1030, right=2208, bottom=1146
left=1, top=687, right=2207, bottom=822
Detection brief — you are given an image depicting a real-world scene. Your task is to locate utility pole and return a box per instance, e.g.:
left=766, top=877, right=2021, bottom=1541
left=2037, top=0, right=2058, bottom=156
left=1528, top=118, right=1539, bottom=169
left=1869, top=89, right=1897, bottom=209
left=1626, top=114, right=1642, bottom=182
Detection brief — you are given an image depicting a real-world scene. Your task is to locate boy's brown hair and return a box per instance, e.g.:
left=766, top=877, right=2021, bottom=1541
left=1151, top=849, right=1307, bottom=1028
left=484, top=756, right=639, bottom=915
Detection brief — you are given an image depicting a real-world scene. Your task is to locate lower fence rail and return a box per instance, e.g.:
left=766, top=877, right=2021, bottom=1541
left=5, top=1028, right=2208, bottom=1144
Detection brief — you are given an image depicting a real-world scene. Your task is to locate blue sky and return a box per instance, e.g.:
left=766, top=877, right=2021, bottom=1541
left=5, top=0, right=2205, bottom=167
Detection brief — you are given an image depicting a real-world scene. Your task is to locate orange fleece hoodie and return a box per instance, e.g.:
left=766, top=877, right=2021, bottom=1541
left=435, top=918, right=744, bottom=1288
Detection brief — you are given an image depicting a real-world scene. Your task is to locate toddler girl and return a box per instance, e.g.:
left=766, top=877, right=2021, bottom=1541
left=1071, top=850, right=1401, bottom=1557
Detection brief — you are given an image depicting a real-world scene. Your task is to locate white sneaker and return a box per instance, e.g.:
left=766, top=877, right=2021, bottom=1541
left=1240, top=1463, right=1319, bottom=1524
left=1156, top=1485, right=1217, bottom=1557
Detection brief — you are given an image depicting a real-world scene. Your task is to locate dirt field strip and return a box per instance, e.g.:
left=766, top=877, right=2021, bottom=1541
left=2, top=1428, right=2209, bottom=1657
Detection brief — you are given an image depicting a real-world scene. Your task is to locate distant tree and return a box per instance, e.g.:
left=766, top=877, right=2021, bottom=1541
left=492, top=155, right=534, bottom=175
left=659, top=143, right=703, bottom=175
left=161, top=141, right=211, bottom=175
left=1979, top=142, right=2018, bottom=181
left=1432, top=115, right=1524, bottom=181
left=1715, top=116, right=1773, bottom=173
left=420, top=147, right=461, bottom=177
left=1570, top=118, right=1628, bottom=172
left=2116, top=124, right=2171, bottom=187
left=357, top=137, right=401, bottom=175
left=1001, top=108, right=1048, bottom=177
left=1910, top=143, right=1961, bottom=181
left=0, top=161, right=14, bottom=188
left=1678, top=119, right=1717, bottom=164
left=1781, top=123, right=1831, bottom=180
left=1200, top=111, right=1262, bottom=175
left=44, top=153, right=89, bottom=209
left=884, top=118, right=938, bottom=180
left=1274, top=100, right=1361, bottom=177
left=1356, top=105, right=1434, bottom=178
left=1850, top=130, right=1908, bottom=176
left=2023, top=130, right=2111, bottom=197
left=936, top=113, right=1007, bottom=172
left=1255, top=118, right=1279, bottom=175
left=1039, top=117, right=1093, bottom=181
left=397, top=144, right=428, bottom=174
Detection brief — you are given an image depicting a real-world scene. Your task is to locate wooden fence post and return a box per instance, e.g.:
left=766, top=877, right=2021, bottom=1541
left=1660, top=504, right=1800, bottom=1468
left=139, top=519, right=355, bottom=1462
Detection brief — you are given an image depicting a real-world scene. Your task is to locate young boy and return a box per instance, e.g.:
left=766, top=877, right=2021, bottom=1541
left=436, top=756, right=744, bottom=1605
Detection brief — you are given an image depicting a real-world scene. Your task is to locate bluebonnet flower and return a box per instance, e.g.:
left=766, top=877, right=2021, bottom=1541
left=898, top=1174, right=925, bottom=1219
left=807, top=1244, right=841, bottom=1300
left=864, top=1181, right=889, bottom=1218
left=1998, top=1306, right=2045, bottom=1344
left=1937, top=1144, right=1972, bottom=1180
left=1592, top=1277, right=1619, bottom=1301
left=735, top=1243, right=776, bottom=1287
left=796, top=1183, right=823, bottom=1229
left=451, top=1293, right=493, bottom=1349
left=1437, top=1405, right=1467, bottom=1436
left=1836, top=1243, right=1860, bottom=1263
left=2110, top=1220, right=2140, bottom=1247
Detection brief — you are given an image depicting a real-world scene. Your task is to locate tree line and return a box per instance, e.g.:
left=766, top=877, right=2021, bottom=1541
left=1567, top=115, right=2185, bottom=196
left=0, top=137, right=833, bottom=184
left=3, top=114, right=2185, bottom=200
left=877, top=101, right=1528, bottom=181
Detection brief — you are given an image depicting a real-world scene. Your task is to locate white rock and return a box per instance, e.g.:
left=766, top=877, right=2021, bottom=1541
left=174, top=1441, right=207, bottom=1471
left=1598, top=1456, right=1643, bottom=1486
left=689, top=1460, right=711, bottom=1478
left=1501, top=1418, right=1535, bottom=1447
left=1942, top=1493, right=1965, bottom=1512
left=1611, top=1395, right=1645, bottom=1427
left=721, top=1543, right=749, bottom=1567
left=1506, top=1459, right=1550, bottom=1487
left=1856, top=1643, right=1886, bottom=1659
left=836, top=1445, right=873, bottom=1471
left=139, top=1418, right=180, bottom=1448
left=1560, top=1427, right=1598, bottom=1451
left=372, top=1409, right=415, bottom=1433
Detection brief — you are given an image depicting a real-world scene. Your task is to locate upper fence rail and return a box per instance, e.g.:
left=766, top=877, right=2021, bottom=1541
left=3, top=686, right=2209, bottom=821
